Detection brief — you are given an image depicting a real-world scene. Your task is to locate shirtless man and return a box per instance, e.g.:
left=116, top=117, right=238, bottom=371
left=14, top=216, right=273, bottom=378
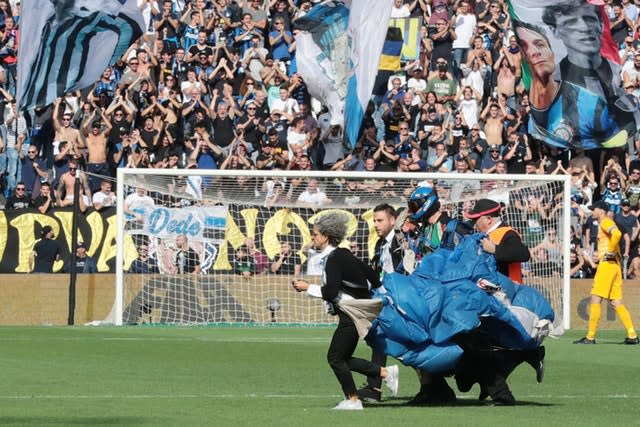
left=82, top=109, right=113, bottom=193
left=53, top=97, right=83, bottom=151
left=480, top=102, right=505, bottom=146
left=56, top=159, right=91, bottom=206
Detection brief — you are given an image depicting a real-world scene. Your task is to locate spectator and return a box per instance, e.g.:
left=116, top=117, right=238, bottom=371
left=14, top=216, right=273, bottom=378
left=297, top=178, right=331, bottom=208
left=124, top=187, right=155, bottom=225
left=270, top=241, right=301, bottom=276
left=33, top=181, right=57, bottom=214
left=166, top=234, right=201, bottom=274
left=63, top=242, right=98, bottom=273
left=128, top=242, right=160, bottom=274
left=426, top=60, right=457, bottom=107
left=232, top=244, right=255, bottom=277
left=18, top=144, right=47, bottom=198
left=614, top=199, right=638, bottom=261
left=450, top=1, right=476, bottom=74
left=29, top=225, right=61, bottom=273
left=92, top=179, right=117, bottom=211
left=4, top=181, right=32, bottom=210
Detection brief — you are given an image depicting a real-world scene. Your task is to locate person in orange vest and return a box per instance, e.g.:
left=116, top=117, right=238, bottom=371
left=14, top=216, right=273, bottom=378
left=465, top=198, right=530, bottom=283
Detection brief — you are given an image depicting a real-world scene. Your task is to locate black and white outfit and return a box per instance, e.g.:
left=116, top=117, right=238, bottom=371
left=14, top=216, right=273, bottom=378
left=371, top=229, right=405, bottom=275
left=305, top=246, right=382, bottom=398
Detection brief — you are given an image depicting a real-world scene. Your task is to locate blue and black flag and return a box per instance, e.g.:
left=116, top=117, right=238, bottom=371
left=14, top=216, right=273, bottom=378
left=17, top=0, right=144, bottom=110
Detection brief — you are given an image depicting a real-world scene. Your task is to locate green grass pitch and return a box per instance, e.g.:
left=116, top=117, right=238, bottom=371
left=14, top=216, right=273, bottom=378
left=0, top=326, right=638, bottom=426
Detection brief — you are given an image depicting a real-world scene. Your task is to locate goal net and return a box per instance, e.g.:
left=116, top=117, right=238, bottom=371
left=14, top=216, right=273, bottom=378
left=115, top=170, right=571, bottom=329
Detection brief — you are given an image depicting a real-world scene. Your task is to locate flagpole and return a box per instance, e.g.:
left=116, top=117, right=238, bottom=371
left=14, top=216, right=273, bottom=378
left=67, top=174, right=80, bottom=325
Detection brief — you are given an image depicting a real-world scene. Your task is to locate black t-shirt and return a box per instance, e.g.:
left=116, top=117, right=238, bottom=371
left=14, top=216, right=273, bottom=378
left=33, top=195, right=57, bottom=213
left=33, top=239, right=61, bottom=273
left=140, top=127, right=159, bottom=148
left=5, top=195, right=33, bottom=210
left=109, top=119, right=132, bottom=145
left=273, top=253, right=301, bottom=275
left=212, top=116, right=235, bottom=147
left=236, top=114, right=264, bottom=148
left=188, top=45, right=214, bottom=62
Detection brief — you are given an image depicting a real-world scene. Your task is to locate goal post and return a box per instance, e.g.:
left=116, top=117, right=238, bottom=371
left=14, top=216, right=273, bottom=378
left=115, top=169, right=571, bottom=329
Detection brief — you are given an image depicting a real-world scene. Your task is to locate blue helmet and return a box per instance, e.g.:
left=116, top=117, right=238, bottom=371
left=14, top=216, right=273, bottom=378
left=408, top=186, right=440, bottom=222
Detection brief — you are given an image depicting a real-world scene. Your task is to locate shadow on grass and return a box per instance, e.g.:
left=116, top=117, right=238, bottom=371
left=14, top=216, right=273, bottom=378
left=364, top=398, right=555, bottom=408
left=0, top=417, right=153, bottom=426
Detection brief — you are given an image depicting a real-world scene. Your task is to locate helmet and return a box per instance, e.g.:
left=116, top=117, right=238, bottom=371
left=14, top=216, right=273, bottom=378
left=408, top=186, right=440, bottom=222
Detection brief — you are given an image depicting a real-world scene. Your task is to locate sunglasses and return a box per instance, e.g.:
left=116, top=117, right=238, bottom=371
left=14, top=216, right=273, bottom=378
left=247, top=107, right=256, bottom=110
left=28, top=151, right=37, bottom=154
left=69, top=167, right=77, bottom=171
left=16, top=187, right=25, bottom=191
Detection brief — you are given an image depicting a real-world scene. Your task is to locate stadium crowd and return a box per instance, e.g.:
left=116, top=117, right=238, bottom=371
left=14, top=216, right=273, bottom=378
left=1, top=0, right=640, bottom=276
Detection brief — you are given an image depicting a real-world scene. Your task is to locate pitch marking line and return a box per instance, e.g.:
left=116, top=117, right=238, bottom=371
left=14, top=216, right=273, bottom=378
left=0, top=394, right=638, bottom=400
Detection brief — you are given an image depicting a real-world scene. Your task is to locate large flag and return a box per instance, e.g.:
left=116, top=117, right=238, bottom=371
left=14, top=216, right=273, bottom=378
left=507, top=0, right=634, bottom=150
left=17, top=0, right=144, bottom=110
left=295, top=0, right=394, bottom=147
left=344, top=0, right=394, bottom=146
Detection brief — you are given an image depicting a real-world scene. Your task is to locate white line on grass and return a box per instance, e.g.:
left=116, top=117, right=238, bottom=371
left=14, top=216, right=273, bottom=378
left=0, top=394, right=638, bottom=400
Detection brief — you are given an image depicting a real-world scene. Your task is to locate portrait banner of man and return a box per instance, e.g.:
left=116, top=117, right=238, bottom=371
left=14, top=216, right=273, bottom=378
left=508, top=0, right=636, bottom=151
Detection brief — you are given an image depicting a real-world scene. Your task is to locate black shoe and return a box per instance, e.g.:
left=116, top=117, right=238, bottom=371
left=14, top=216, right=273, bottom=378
left=406, top=381, right=456, bottom=406
left=624, top=336, right=640, bottom=345
left=527, top=346, right=545, bottom=383
left=478, top=384, right=489, bottom=401
left=356, top=385, right=381, bottom=403
left=455, top=371, right=476, bottom=393
left=573, top=337, right=596, bottom=344
left=486, top=376, right=515, bottom=406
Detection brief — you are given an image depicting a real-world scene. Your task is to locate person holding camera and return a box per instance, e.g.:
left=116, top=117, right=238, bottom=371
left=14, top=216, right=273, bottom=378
left=292, top=212, right=398, bottom=410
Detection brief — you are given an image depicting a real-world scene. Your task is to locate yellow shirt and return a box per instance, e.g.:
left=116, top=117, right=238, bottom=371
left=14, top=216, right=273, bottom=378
left=597, top=217, right=622, bottom=261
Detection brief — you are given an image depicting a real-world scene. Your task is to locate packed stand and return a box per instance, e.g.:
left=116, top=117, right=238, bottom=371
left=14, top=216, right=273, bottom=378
left=0, top=0, right=639, bottom=276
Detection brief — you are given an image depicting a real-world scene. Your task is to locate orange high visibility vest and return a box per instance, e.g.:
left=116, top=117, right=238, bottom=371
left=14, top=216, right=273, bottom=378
left=488, top=226, right=523, bottom=284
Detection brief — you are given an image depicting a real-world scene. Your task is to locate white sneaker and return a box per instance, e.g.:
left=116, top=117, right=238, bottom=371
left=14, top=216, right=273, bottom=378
left=333, top=399, right=364, bottom=410
left=383, top=365, right=399, bottom=397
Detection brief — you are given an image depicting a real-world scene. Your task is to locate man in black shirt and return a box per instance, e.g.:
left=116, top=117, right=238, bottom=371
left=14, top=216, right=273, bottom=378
left=29, top=225, right=62, bottom=273
left=270, top=241, right=301, bottom=275
left=5, top=182, right=33, bottom=210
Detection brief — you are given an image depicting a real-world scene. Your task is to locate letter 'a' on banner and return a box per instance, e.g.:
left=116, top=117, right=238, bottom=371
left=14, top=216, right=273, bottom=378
left=16, top=0, right=144, bottom=111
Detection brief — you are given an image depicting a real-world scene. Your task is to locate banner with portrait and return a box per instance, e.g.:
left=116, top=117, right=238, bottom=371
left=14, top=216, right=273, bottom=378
left=507, top=0, right=637, bottom=151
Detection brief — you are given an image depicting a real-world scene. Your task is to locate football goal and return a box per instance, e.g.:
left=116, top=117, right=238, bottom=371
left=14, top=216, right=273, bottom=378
left=115, top=169, right=571, bottom=329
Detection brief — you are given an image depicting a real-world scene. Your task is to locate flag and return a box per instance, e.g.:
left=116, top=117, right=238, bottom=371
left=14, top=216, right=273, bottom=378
left=295, top=1, right=351, bottom=131
left=507, top=0, right=633, bottom=150
left=17, top=0, right=144, bottom=110
left=371, top=27, right=403, bottom=97
left=295, top=0, right=394, bottom=147
left=344, top=0, right=394, bottom=146
left=389, top=16, right=423, bottom=61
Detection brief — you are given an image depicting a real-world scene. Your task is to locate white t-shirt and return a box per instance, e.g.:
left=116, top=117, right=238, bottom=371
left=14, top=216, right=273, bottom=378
left=452, top=14, right=477, bottom=49
left=390, top=5, right=411, bottom=18
left=297, top=190, right=329, bottom=207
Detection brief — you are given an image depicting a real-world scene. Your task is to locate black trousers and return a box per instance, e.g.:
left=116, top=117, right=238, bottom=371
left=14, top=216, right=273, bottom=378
left=327, top=311, right=381, bottom=397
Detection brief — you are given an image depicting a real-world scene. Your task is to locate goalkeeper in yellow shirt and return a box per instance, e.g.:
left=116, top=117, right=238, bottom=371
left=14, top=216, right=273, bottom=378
left=574, top=201, right=639, bottom=345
